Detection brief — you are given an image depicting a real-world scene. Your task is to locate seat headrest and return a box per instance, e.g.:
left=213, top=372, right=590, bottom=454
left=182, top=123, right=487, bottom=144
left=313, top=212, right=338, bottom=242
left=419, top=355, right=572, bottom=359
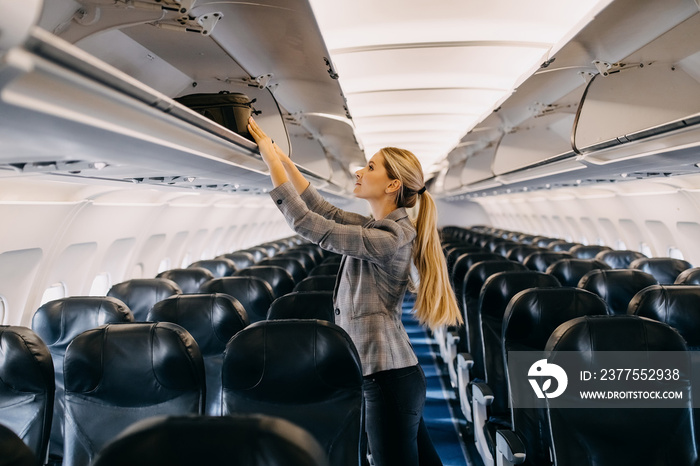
left=258, top=257, right=306, bottom=282
left=463, top=260, right=527, bottom=299
left=0, top=326, right=54, bottom=394
left=293, top=275, right=337, bottom=292
left=578, top=269, right=658, bottom=315
left=522, top=251, right=573, bottom=272
left=505, top=245, right=543, bottom=263
left=156, top=268, right=215, bottom=294
left=32, top=297, right=133, bottom=348
left=595, top=250, right=647, bottom=269
left=0, top=423, right=36, bottom=466
left=148, top=294, right=249, bottom=356
left=223, top=320, right=362, bottom=403
left=630, top=257, right=692, bottom=285
left=218, top=252, right=257, bottom=269
left=504, top=287, right=607, bottom=350
left=188, top=259, right=237, bottom=278
left=234, top=266, right=295, bottom=298
left=569, top=245, right=612, bottom=259
left=267, top=291, right=334, bottom=322
left=545, top=258, right=611, bottom=287
left=64, top=322, right=204, bottom=405
left=92, top=414, right=328, bottom=466
left=673, top=266, right=700, bottom=285
left=199, top=277, right=274, bottom=323
left=107, top=279, right=182, bottom=321
left=628, top=284, right=700, bottom=348
left=546, top=315, right=687, bottom=352
left=480, top=271, right=561, bottom=320
left=452, top=252, right=506, bottom=288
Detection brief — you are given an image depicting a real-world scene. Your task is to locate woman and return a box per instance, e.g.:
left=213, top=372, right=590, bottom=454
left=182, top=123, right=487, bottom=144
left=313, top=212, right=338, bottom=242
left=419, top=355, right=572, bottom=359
left=248, top=118, right=462, bottom=466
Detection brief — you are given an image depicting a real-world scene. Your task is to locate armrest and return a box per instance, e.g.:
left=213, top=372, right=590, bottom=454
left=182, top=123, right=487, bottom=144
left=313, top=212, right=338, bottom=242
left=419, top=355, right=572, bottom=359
left=457, top=352, right=473, bottom=369
left=471, top=382, right=494, bottom=406
left=447, top=329, right=460, bottom=345
left=496, top=430, right=526, bottom=465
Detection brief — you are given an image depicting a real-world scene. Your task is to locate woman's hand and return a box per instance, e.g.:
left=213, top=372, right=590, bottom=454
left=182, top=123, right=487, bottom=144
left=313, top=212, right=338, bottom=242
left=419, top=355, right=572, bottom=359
left=247, top=117, right=278, bottom=167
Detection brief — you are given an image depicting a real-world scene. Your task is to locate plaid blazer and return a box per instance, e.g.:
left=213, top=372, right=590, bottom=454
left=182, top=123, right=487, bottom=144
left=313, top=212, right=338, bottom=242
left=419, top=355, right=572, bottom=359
left=270, top=182, right=418, bottom=376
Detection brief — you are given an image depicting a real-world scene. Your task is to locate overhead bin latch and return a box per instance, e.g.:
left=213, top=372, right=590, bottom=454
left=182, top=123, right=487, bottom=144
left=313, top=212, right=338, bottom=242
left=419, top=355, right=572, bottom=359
left=221, top=74, right=274, bottom=90
left=593, top=60, right=644, bottom=77
left=159, top=0, right=197, bottom=15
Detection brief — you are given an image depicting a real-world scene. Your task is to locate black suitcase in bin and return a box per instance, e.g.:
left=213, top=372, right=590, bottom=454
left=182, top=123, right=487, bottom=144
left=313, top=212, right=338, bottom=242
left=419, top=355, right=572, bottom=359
left=175, top=91, right=258, bottom=140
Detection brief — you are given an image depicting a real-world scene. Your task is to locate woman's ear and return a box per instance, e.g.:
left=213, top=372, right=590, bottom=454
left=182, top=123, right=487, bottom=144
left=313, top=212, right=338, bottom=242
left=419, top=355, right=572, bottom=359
left=385, top=179, right=402, bottom=194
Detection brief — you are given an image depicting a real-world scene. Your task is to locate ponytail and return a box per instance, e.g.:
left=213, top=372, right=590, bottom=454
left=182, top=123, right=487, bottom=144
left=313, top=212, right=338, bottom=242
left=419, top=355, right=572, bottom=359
left=380, top=147, right=462, bottom=331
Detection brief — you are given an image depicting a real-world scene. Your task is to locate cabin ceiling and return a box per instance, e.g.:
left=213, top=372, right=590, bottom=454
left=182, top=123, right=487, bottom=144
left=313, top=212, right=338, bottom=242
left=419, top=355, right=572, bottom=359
left=2, top=0, right=700, bottom=201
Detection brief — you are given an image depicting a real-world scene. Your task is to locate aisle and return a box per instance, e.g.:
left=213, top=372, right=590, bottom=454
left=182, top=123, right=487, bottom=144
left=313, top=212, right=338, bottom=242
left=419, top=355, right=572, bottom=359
left=401, top=294, right=481, bottom=466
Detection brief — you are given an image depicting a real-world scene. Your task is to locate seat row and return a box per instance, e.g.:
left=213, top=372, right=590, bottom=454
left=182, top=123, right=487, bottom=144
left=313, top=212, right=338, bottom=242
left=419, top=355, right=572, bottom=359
left=439, top=226, right=700, bottom=466
left=0, top=238, right=359, bottom=466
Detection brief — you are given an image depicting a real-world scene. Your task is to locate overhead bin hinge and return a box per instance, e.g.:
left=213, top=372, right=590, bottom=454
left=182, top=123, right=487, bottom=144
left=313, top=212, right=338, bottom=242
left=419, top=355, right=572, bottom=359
left=221, top=74, right=274, bottom=90
left=153, top=11, right=222, bottom=35
left=162, top=0, right=197, bottom=15
left=593, top=60, right=645, bottom=77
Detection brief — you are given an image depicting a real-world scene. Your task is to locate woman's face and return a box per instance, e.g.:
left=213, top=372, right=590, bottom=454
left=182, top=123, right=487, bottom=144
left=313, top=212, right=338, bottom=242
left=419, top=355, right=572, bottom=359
left=354, top=151, right=399, bottom=200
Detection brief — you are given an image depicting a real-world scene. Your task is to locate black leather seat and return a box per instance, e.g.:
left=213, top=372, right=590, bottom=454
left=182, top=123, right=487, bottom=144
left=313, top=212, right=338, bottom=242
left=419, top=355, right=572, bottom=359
left=545, top=258, right=611, bottom=287
left=259, top=257, right=307, bottom=284
left=500, top=288, right=607, bottom=466
left=569, top=244, right=612, bottom=259
left=63, top=322, right=205, bottom=466
left=107, top=278, right=181, bottom=321
left=0, top=423, right=36, bottom=466
left=156, top=267, right=214, bottom=293
left=547, top=240, right=580, bottom=251
left=188, top=258, right=237, bottom=278
left=505, top=245, right=544, bottom=263
left=280, top=251, right=317, bottom=273
left=674, top=266, right=700, bottom=285
left=217, top=251, right=257, bottom=269
left=200, top=276, right=274, bottom=323
left=240, top=247, right=270, bottom=263
left=471, top=271, right=560, bottom=466
left=452, top=252, right=507, bottom=295
left=544, top=316, right=697, bottom=465
left=595, top=249, right=647, bottom=269
left=91, top=415, right=329, bottom=466
left=628, top=284, right=700, bottom=349
left=293, top=275, right=337, bottom=292
left=522, top=251, right=573, bottom=272
left=289, top=244, right=324, bottom=266
left=0, top=326, right=54, bottom=463
left=222, top=320, right=362, bottom=466
left=147, top=294, right=249, bottom=415
left=578, top=269, right=658, bottom=315
left=267, top=291, right=335, bottom=322
left=308, top=263, right=341, bottom=277
left=630, top=257, right=692, bottom=284
left=234, top=265, right=295, bottom=299
left=31, top=297, right=133, bottom=462
left=445, top=245, right=484, bottom=276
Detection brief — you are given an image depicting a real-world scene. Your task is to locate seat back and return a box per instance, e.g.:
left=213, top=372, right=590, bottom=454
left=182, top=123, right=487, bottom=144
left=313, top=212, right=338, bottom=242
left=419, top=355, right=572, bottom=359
left=308, top=263, right=341, bottom=277
left=522, top=251, right=573, bottom=272
left=234, top=265, right=295, bottom=299
left=91, top=415, right=329, bottom=466
left=0, top=326, right=54, bottom=462
left=31, top=297, right=133, bottom=461
left=188, top=258, right=237, bottom=278
left=545, top=316, right=697, bottom=466
left=63, top=322, right=205, bottom=466
left=199, top=276, right=274, bottom=323
left=628, top=284, right=700, bottom=349
left=147, top=294, right=249, bottom=415
left=505, top=245, right=544, bottom=263
left=293, top=275, right=337, bottom=292
left=462, top=260, right=527, bottom=368
left=452, top=252, right=507, bottom=297
left=569, top=244, right=612, bottom=259
left=156, top=268, right=215, bottom=293
left=217, top=251, right=256, bottom=269
left=545, top=258, right=611, bottom=287
left=547, top=240, right=580, bottom=252
left=630, top=257, right=692, bottom=285
left=280, top=251, right=317, bottom=272
left=107, top=278, right=181, bottom=321
left=578, top=269, right=658, bottom=315
left=222, top=320, right=363, bottom=466
left=595, top=249, right=647, bottom=269
left=259, top=257, right=307, bottom=284
left=478, top=271, right=560, bottom=419
left=445, top=245, right=484, bottom=276
left=240, top=247, right=270, bottom=263
left=502, top=288, right=607, bottom=465
left=268, top=291, right=335, bottom=323
left=674, top=266, right=700, bottom=285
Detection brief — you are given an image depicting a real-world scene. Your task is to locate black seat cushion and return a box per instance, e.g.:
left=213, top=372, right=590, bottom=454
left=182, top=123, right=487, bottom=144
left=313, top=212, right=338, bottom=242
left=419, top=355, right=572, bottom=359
left=200, top=276, right=274, bottom=323
left=156, top=268, right=215, bottom=293
left=267, top=291, right=335, bottom=322
left=107, top=278, right=182, bottom=321
left=188, top=259, right=237, bottom=278
left=234, top=265, right=295, bottom=299
left=545, top=258, right=611, bottom=287
left=630, top=257, right=692, bottom=285
left=578, top=269, right=658, bottom=315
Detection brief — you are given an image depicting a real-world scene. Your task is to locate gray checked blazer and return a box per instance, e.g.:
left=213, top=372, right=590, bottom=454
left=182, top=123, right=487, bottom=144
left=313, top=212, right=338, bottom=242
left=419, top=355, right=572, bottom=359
left=270, top=181, right=419, bottom=376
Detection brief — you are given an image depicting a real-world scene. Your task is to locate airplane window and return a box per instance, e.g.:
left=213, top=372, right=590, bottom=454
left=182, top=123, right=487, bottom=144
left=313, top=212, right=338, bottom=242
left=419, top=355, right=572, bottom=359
left=132, top=263, right=144, bottom=279
left=640, top=243, right=653, bottom=257
left=668, top=247, right=684, bottom=260
left=615, top=240, right=627, bottom=250
left=157, top=258, right=171, bottom=274
left=40, top=282, right=67, bottom=306
left=89, top=273, right=111, bottom=296
left=181, top=253, right=192, bottom=268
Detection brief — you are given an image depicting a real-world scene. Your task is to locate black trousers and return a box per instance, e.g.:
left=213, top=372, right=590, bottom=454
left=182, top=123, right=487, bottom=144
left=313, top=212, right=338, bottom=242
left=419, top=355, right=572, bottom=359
left=363, top=364, right=443, bottom=466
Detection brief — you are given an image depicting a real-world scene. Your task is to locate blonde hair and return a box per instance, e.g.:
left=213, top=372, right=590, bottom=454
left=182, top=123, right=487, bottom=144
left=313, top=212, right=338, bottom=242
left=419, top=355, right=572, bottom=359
left=380, top=147, right=462, bottom=330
